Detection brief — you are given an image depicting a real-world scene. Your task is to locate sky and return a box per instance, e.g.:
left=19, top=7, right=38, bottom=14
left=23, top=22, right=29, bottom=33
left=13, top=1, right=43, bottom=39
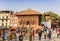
left=0, top=0, right=60, bottom=15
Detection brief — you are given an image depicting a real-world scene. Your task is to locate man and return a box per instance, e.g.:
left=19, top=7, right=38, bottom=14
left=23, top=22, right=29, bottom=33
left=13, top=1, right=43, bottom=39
left=38, top=24, right=43, bottom=40
left=43, top=26, right=47, bottom=39
left=29, top=31, right=32, bottom=41
left=47, top=28, right=51, bottom=39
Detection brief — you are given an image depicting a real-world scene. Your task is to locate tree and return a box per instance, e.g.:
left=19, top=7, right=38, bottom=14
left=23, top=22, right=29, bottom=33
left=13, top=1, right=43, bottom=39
left=42, top=11, right=58, bottom=21
left=42, top=14, right=46, bottom=21
left=57, top=16, right=60, bottom=21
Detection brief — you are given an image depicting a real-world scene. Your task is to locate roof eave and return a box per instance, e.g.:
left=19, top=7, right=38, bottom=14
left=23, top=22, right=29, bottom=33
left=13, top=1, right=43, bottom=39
left=15, top=14, right=42, bottom=16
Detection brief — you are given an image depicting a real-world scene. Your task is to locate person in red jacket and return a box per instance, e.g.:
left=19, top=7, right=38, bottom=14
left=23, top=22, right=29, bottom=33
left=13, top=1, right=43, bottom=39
left=32, top=30, right=35, bottom=40
left=29, top=31, right=33, bottom=41
left=57, top=28, right=60, bottom=38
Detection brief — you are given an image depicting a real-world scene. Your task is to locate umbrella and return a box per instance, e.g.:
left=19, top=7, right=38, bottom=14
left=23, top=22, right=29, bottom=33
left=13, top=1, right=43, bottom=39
left=9, top=28, right=16, bottom=31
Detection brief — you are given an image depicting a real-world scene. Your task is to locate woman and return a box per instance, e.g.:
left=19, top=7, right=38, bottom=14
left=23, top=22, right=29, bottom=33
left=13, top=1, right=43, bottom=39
left=19, top=31, right=23, bottom=41
left=32, top=30, right=35, bottom=40
left=8, top=31, right=16, bottom=41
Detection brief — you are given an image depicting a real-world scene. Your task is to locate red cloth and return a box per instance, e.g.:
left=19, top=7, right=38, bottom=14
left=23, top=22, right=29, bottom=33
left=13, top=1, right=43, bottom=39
left=58, top=29, right=60, bottom=33
left=32, top=30, right=35, bottom=35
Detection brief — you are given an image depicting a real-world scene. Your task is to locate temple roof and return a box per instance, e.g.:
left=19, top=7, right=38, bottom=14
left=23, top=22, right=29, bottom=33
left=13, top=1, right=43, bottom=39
left=15, top=9, right=42, bottom=16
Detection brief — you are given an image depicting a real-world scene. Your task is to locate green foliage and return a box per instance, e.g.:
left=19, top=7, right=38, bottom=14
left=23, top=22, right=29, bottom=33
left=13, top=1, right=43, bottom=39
left=57, top=16, right=60, bottom=21
left=42, top=11, right=58, bottom=21
left=42, top=14, right=46, bottom=21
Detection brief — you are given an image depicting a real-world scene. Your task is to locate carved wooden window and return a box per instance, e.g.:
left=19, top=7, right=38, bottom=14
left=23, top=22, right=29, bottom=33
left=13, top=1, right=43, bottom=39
left=27, top=21, right=29, bottom=25
left=20, top=21, right=22, bottom=25
left=32, top=20, right=35, bottom=25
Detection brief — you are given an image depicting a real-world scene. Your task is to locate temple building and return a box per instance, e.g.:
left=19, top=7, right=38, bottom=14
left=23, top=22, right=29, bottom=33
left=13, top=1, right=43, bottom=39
left=15, top=9, right=42, bottom=30
left=10, top=14, right=18, bottom=28
left=0, top=10, right=13, bottom=28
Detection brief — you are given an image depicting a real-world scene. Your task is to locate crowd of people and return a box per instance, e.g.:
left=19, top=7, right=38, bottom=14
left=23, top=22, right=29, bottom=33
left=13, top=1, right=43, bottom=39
left=0, top=24, right=60, bottom=41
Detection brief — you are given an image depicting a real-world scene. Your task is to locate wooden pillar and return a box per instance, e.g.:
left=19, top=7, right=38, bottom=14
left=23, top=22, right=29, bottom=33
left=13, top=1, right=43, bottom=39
left=38, top=15, right=42, bottom=25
